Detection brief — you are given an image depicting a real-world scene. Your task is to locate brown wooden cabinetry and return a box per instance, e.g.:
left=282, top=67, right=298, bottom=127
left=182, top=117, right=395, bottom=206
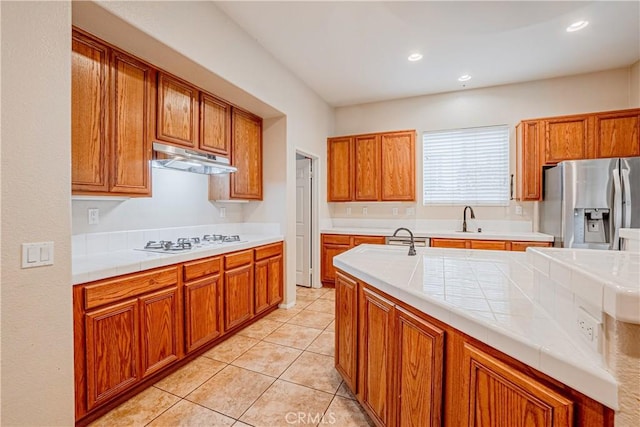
left=516, top=108, right=640, bottom=201
left=156, top=73, right=199, bottom=148
left=335, top=272, right=359, bottom=392
left=321, top=234, right=385, bottom=286
left=254, top=242, right=284, bottom=315
left=139, top=287, right=180, bottom=378
left=460, top=343, right=573, bottom=427
left=431, top=238, right=551, bottom=251
left=72, top=29, right=154, bottom=196
left=223, top=250, right=255, bottom=330
left=327, top=130, right=416, bottom=202
left=200, top=93, right=231, bottom=156
left=359, top=286, right=395, bottom=426
left=231, top=108, right=263, bottom=200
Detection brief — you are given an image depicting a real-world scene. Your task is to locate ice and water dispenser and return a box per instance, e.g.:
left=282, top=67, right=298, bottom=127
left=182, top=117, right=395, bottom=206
left=574, top=208, right=610, bottom=244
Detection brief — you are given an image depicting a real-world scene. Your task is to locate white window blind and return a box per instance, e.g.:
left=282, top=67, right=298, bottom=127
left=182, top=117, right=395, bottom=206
left=422, top=125, right=509, bottom=206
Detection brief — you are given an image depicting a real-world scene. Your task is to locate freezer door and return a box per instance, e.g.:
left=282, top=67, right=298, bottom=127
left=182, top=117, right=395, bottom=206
left=621, top=157, right=640, bottom=229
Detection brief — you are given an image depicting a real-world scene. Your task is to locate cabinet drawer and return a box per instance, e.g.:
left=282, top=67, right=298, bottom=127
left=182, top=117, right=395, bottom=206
left=84, top=266, right=178, bottom=310
left=225, top=249, right=253, bottom=269
left=323, top=234, right=351, bottom=245
left=254, top=242, right=283, bottom=261
left=183, top=257, right=221, bottom=282
left=431, top=238, right=467, bottom=249
left=470, top=240, right=507, bottom=250
left=510, top=241, right=552, bottom=252
left=353, top=235, right=385, bottom=246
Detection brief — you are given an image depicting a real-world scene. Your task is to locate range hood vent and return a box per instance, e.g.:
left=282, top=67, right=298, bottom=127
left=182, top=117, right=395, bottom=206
left=151, top=142, right=237, bottom=175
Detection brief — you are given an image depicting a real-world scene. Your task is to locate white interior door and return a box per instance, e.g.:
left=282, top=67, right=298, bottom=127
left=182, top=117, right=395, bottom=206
left=296, top=158, right=312, bottom=287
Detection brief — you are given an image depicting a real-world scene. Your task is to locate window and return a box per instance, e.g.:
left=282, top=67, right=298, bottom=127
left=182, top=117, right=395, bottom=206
left=422, top=125, right=509, bottom=206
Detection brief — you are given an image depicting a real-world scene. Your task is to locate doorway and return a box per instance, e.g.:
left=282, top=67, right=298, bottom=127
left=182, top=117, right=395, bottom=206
left=295, top=152, right=314, bottom=287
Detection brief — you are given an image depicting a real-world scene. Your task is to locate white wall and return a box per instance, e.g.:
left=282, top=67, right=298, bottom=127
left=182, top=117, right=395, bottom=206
left=333, top=67, right=635, bottom=227
left=72, top=168, right=242, bottom=234
left=631, top=60, right=640, bottom=107
left=73, top=1, right=334, bottom=296
left=0, top=1, right=75, bottom=425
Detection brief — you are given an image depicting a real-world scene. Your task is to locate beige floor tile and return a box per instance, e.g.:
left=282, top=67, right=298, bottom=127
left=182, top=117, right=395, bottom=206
left=287, top=309, right=335, bottom=330
left=264, top=307, right=301, bottom=322
left=322, top=395, right=374, bottom=427
left=89, top=387, right=179, bottom=427
left=336, top=381, right=357, bottom=400
left=263, top=323, right=322, bottom=350
left=186, top=365, right=274, bottom=419
left=292, top=296, right=316, bottom=309
left=232, top=341, right=302, bottom=377
left=306, top=330, right=335, bottom=357
left=239, top=379, right=333, bottom=427
left=326, top=320, right=335, bottom=332
left=232, top=422, right=252, bottom=427
left=154, top=356, right=226, bottom=397
left=295, top=286, right=330, bottom=300
left=236, top=318, right=283, bottom=340
left=305, top=298, right=336, bottom=315
left=280, top=351, right=342, bottom=394
left=319, top=288, right=336, bottom=301
left=202, top=334, right=260, bottom=363
left=147, top=400, right=235, bottom=427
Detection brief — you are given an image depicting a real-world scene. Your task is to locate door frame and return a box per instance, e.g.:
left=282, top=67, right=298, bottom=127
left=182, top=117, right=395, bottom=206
left=295, top=149, right=320, bottom=288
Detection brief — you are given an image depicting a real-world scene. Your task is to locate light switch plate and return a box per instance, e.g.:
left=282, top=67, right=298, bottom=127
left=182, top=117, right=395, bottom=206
left=21, top=242, right=54, bottom=268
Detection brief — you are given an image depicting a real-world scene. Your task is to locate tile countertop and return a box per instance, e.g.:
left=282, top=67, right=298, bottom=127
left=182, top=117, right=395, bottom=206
left=72, top=234, right=284, bottom=285
left=321, top=227, right=554, bottom=242
left=333, top=244, right=619, bottom=410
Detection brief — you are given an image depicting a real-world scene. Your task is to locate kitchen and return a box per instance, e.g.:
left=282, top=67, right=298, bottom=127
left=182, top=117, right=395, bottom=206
left=1, top=1, right=639, bottom=426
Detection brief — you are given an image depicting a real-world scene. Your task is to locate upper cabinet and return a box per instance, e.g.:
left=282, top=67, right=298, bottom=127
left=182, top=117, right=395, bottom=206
left=156, top=73, right=199, bottom=148
left=200, top=93, right=231, bottom=156
left=327, top=130, right=416, bottom=202
left=516, top=108, right=640, bottom=201
left=72, top=29, right=154, bottom=197
left=231, top=109, right=263, bottom=200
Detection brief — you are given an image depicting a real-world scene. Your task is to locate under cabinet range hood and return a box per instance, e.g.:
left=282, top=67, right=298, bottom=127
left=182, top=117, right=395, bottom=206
left=151, top=142, right=237, bottom=175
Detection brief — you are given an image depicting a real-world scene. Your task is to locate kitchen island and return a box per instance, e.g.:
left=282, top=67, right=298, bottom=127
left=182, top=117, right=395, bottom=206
left=333, top=244, right=639, bottom=426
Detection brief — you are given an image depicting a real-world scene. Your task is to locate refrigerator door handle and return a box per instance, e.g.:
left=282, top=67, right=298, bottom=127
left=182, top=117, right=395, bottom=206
left=612, top=168, right=622, bottom=250
left=621, top=168, right=632, bottom=228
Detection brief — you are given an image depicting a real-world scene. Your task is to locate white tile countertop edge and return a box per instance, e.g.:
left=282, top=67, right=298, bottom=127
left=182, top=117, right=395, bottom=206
left=333, top=245, right=618, bottom=410
left=322, top=227, right=554, bottom=242
left=620, top=228, right=640, bottom=241
left=73, top=234, right=283, bottom=285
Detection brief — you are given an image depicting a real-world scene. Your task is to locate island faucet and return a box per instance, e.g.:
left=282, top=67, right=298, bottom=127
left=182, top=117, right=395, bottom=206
left=392, top=227, right=417, bottom=256
left=462, top=206, right=476, bottom=232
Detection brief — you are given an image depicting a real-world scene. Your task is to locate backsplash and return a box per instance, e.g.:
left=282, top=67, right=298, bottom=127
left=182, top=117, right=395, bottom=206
left=329, top=217, right=533, bottom=232
left=72, top=168, right=243, bottom=234
left=72, top=222, right=281, bottom=257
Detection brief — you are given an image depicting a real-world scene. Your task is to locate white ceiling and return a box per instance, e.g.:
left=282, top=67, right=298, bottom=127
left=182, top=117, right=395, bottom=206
left=215, top=1, right=640, bottom=107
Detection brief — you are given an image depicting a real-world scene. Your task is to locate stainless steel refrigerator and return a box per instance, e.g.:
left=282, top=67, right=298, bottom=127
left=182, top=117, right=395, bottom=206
left=539, top=157, right=640, bottom=250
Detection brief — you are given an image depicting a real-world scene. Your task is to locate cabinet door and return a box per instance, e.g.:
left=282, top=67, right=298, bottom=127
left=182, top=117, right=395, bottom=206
left=593, top=110, right=640, bottom=158
left=335, top=272, right=359, bottom=393
left=254, top=258, right=271, bottom=315
left=71, top=31, right=109, bottom=193
left=461, top=343, right=573, bottom=427
left=544, top=116, right=591, bottom=164
left=110, top=50, right=154, bottom=195
left=360, top=287, right=395, bottom=426
left=354, top=134, right=380, bottom=201
left=157, top=73, right=198, bottom=148
left=510, top=241, right=552, bottom=252
left=395, top=307, right=444, bottom=427
left=327, top=137, right=353, bottom=201
left=184, top=276, right=223, bottom=353
left=139, top=287, right=180, bottom=378
left=224, top=264, right=254, bottom=330
left=85, top=299, right=139, bottom=410
left=200, top=92, right=231, bottom=156
left=353, top=235, right=386, bottom=246
left=267, top=255, right=284, bottom=306
left=231, top=108, right=263, bottom=199
left=321, top=243, right=351, bottom=285
left=516, top=121, right=542, bottom=201
left=381, top=131, right=416, bottom=201
left=470, top=240, right=507, bottom=251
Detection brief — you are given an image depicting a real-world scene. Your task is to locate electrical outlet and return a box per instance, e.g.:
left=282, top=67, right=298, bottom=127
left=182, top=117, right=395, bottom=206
left=346, top=207, right=351, bottom=216
left=392, top=208, right=398, bottom=216
left=362, top=207, right=368, bottom=216
left=406, top=207, right=415, bottom=216
left=88, top=208, right=99, bottom=225
left=220, top=207, right=226, bottom=218
left=515, top=205, right=523, bottom=215
left=576, top=307, right=601, bottom=351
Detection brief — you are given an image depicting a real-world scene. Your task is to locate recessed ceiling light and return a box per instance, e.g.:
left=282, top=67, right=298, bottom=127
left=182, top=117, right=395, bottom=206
left=408, top=53, right=423, bottom=62
left=566, top=20, right=589, bottom=32
left=458, top=74, right=472, bottom=82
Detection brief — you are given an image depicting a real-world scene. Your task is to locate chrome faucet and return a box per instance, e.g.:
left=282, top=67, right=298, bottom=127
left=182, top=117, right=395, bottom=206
left=462, top=206, right=476, bottom=232
left=392, top=227, right=417, bottom=256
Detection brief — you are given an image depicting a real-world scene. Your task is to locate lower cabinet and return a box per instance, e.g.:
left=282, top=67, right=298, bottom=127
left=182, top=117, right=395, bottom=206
left=139, top=287, right=180, bottom=378
left=431, top=238, right=552, bottom=251
left=254, top=242, right=284, bottom=315
left=223, top=250, right=254, bottom=330
left=334, top=269, right=612, bottom=427
left=321, top=233, right=385, bottom=286
left=184, top=275, right=223, bottom=353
